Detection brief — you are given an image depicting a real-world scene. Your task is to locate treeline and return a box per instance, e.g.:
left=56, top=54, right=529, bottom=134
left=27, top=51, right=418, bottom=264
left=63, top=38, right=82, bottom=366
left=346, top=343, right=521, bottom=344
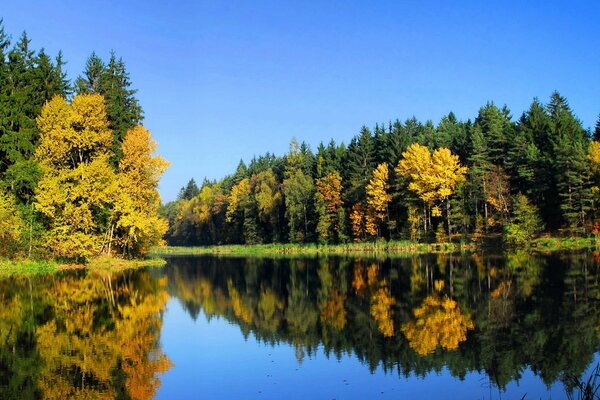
left=0, top=20, right=167, bottom=261
left=166, top=93, right=600, bottom=247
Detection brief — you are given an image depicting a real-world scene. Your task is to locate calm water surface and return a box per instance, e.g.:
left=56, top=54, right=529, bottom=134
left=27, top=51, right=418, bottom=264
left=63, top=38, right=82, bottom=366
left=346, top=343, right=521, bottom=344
left=0, top=252, right=598, bottom=399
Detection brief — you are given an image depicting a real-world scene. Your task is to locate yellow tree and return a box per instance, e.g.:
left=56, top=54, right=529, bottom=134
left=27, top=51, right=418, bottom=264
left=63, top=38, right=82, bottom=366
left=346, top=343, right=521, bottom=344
left=588, top=141, right=600, bottom=212
left=252, top=169, right=282, bottom=239
left=396, top=143, right=467, bottom=238
left=315, top=171, right=344, bottom=243
left=0, top=190, right=23, bottom=256
left=366, top=162, right=391, bottom=237
left=115, top=125, right=170, bottom=256
left=226, top=178, right=251, bottom=223
left=35, top=94, right=117, bottom=259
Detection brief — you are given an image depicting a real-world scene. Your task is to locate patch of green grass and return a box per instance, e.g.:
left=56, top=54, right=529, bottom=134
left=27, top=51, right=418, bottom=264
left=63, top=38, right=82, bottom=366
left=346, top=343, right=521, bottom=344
left=0, top=258, right=58, bottom=276
left=0, top=255, right=166, bottom=277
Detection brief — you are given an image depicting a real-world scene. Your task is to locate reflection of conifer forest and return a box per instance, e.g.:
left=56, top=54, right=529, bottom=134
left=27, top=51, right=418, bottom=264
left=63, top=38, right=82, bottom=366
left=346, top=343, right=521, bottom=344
left=165, top=253, right=600, bottom=390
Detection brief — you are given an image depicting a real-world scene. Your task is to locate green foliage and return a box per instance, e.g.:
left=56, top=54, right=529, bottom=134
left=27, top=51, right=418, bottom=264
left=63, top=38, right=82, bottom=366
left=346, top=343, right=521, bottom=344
left=504, top=194, right=543, bottom=247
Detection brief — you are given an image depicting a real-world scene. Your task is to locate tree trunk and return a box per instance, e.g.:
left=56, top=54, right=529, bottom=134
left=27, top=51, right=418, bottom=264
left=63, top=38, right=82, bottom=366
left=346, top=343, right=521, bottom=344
left=447, top=200, right=452, bottom=242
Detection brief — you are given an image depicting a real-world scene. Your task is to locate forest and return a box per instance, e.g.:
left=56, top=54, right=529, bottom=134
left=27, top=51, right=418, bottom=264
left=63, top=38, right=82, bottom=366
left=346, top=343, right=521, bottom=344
left=165, top=93, right=600, bottom=248
left=2, top=18, right=600, bottom=261
left=0, top=21, right=167, bottom=262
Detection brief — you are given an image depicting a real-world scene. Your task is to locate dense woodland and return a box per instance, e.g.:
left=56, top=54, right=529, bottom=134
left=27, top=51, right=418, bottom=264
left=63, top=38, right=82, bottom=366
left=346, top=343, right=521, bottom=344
left=0, top=21, right=167, bottom=261
left=166, top=93, right=600, bottom=247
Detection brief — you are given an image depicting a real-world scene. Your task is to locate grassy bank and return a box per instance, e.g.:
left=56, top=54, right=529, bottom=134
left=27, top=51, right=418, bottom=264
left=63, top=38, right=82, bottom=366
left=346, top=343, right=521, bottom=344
left=152, top=236, right=600, bottom=258
left=151, top=240, right=476, bottom=258
left=0, top=255, right=166, bottom=276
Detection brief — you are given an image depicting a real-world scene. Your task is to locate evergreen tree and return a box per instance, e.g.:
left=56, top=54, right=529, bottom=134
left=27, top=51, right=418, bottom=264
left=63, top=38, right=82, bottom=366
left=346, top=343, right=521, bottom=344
left=75, top=51, right=143, bottom=165
left=178, top=178, right=200, bottom=201
left=344, top=126, right=375, bottom=205
left=548, top=92, right=591, bottom=232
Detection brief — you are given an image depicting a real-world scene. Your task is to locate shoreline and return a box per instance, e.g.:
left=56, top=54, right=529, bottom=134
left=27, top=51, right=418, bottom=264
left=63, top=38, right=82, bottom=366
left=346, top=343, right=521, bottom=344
left=151, top=236, right=600, bottom=258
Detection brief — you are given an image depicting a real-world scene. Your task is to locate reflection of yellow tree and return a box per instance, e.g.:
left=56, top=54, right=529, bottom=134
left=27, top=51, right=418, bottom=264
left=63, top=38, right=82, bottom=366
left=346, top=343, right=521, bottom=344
left=352, top=264, right=366, bottom=297
left=257, top=288, right=284, bottom=333
left=401, top=294, right=474, bottom=355
left=370, top=283, right=395, bottom=337
left=320, top=289, right=346, bottom=331
left=228, top=280, right=254, bottom=324
left=36, top=272, right=172, bottom=400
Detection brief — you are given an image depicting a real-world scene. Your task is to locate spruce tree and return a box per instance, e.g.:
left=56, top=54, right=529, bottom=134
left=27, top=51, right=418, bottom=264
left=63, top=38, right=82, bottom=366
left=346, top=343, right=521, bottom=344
left=344, top=126, right=375, bottom=205
left=548, top=92, right=591, bottom=232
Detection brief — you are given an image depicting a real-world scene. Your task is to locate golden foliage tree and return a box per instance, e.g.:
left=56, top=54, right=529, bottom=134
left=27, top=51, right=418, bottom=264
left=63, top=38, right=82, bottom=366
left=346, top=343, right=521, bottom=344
left=365, top=162, right=391, bottom=237
left=315, top=171, right=344, bottom=243
left=35, top=94, right=117, bottom=259
left=0, top=189, right=23, bottom=256
left=396, top=143, right=467, bottom=237
left=115, top=125, right=170, bottom=256
left=34, top=95, right=169, bottom=259
left=226, top=178, right=251, bottom=223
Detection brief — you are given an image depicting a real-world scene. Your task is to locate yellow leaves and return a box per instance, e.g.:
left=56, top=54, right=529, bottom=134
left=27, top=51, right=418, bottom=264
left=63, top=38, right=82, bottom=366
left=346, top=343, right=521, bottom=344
left=396, top=143, right=467, bottom=209
left=589, top=141, right=600, bottom=174
left=36, top=94, right=112, bottom=168
left=315, top=171, right=344, bottom=242
left=401, top=294, right=474, bottom=355
left=252, top=169, right=282, bottom=223
left=35, top=94, right=169, bottom=258
left=226, top=178, right=251, bottom=222
left=116, top=125, right=170, bottom=255
left=0, top=190, right=23, bottom=255
left=365, top=162, right=391, bottom=236
left=350, top=203, right=365, bottom=241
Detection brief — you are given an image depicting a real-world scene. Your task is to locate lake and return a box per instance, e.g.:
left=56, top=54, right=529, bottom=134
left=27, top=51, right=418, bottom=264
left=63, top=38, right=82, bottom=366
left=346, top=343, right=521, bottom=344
left=0, top=252, right=598, bottom=399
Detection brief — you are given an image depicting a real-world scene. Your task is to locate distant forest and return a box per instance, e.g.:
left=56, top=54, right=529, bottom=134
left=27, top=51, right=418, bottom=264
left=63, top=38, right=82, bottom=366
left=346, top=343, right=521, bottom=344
left=165, top=93, right=600, bottom=247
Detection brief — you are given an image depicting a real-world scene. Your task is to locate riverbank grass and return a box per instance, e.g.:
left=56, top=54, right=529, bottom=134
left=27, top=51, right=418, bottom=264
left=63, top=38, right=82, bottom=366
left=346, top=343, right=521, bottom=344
left=0, top=255, right=166, bottom=275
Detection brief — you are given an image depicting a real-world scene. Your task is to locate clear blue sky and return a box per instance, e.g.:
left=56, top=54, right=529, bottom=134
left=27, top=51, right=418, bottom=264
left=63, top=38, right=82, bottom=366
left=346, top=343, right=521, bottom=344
left=2, top=1, right=599, bottom=201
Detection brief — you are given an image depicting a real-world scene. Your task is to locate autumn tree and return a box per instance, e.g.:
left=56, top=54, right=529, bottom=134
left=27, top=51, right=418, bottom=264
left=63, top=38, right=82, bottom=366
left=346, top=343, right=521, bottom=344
left=0, top=189, right=23, bottom=256
left=114, top=125, right=170, bottom=256
left=396, top=143, right=467, bottom=238
left=315, top=171, right=345, bottom=243
left=365, top=162, right=391, bottom=237
left=35, top=94, right=117, bottom=260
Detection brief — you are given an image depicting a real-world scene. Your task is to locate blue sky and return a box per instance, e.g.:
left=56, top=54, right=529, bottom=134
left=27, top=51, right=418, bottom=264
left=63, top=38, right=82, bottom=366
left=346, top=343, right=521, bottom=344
left=2, top=1, right=599, bottom=201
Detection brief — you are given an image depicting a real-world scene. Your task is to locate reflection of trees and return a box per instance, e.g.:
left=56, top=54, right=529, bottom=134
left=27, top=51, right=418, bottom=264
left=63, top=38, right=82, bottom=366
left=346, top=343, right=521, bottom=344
left=164, top=252, right=600, bottom=393
left=0, top=269, right=171, bottom=399
left=402, top=290, right=474, bottom=355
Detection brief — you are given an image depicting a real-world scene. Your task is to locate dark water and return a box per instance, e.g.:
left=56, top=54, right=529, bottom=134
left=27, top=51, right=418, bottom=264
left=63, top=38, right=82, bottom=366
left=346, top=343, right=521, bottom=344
left=0, top=252, right=598, bottom=399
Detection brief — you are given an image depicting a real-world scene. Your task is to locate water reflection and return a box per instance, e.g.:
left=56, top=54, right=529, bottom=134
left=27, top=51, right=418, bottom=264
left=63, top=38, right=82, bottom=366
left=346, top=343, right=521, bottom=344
left=0, top=269, right=171, bottom=399
left=164, top=252, right=599, bottom=392
left=0, top=252, right=598, bottom=398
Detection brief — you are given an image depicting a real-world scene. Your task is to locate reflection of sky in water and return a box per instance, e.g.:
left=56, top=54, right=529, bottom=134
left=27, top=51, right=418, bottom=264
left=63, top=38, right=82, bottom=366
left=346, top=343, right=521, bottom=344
left=157, top=297, right=592, bottom=400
